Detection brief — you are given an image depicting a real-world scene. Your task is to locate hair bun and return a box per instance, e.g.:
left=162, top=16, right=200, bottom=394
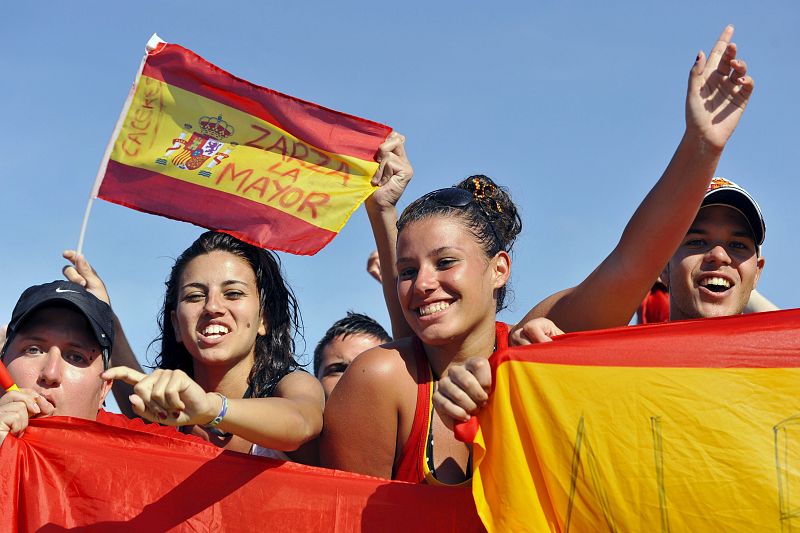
left=456, top=174, right=522, bottom=253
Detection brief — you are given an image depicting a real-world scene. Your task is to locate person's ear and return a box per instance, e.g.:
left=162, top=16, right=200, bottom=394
left=170, top=310, right=182, bottom=344
left=98, top=375, right=113, bottom=410
left=257, top=314, right=267, bottom=336
left=492, top=251, right=511, bottom=289
left=753, top=255, right=766, bottom=288
left=660, top=263, right=671, bottom=290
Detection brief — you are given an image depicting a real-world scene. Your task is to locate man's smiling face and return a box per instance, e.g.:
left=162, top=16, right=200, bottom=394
left=666, top=205, right=765, bottom=320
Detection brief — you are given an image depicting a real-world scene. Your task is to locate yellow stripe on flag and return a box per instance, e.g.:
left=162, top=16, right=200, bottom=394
left=110, top=75, right=379, bottom=232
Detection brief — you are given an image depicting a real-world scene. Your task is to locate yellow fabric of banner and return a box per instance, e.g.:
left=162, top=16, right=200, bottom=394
left=472, top=360, right=800, bottom=532
left=110, top=75, right=379, bottom=232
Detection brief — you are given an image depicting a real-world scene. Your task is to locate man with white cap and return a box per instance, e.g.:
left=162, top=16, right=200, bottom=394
left=434, top=178, right=771, bottom=425
left=663, top=177, right=766, bottom=320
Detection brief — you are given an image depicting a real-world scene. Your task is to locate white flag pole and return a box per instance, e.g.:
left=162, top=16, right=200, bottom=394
left=76, top=34, right=167, bottom=255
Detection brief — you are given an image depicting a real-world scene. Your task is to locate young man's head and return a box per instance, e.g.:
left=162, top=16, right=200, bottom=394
left=314, top=312, right=391, bottom=399
left=664, top=178, right=766, bottom=321
left=1, top=281, right=115, bottom=419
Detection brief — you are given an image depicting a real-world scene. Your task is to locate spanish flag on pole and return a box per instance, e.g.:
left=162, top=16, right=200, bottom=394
left=91, top=35, right=391, bottom=255
left=462, top=310, right=800, bottom=532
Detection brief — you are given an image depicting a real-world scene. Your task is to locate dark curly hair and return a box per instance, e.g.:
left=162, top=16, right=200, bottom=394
left=396, top=174, right=522, bottom=311
left=153, top=231, right=302, bottom=398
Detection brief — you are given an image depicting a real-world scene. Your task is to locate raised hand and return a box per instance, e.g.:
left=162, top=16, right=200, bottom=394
left=62, top=250, right=111, bottom=305
left=102, top=366, right=219, bottom=426
left=686, top=25, right=754, bottom=150
left=368, top=132, right=414, bottom=209
left=366, top=250, right=382, bottom=283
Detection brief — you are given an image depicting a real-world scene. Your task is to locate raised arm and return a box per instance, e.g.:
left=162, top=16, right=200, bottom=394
left=517, top=25, right=754, bottom=333
left=62, top=250, right=143, bottom=418
left=366, top=132, right=415, bottom=339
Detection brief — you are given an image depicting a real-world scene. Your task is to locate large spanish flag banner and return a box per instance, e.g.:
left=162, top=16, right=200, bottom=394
left=0, top=417, right=482, bottom=532
left=463, top=310, right=800, bottom=532
left=95, top=35, right=391, bottom=255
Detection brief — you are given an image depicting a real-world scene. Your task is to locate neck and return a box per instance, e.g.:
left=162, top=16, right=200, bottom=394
left=192, top=353, right=254, bottom=398
left=424, top=317, right=498, bottom=378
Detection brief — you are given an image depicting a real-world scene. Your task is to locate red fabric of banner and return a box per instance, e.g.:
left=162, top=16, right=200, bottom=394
left=0, top=417, right=481, bottom=532
left=100, top=160, right=336, bottom=253
left=143, top=44, right=392, bottom=160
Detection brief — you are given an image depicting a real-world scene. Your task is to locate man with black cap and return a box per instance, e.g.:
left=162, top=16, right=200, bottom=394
left=662, top=177, right=766, bottom=320
left=0, top=280, right=208, bottom=445
left=0, top=280, right=114, bottom=443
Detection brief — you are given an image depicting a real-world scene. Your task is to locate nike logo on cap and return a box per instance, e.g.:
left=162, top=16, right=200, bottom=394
left=55, top=288, right=79, bottom=294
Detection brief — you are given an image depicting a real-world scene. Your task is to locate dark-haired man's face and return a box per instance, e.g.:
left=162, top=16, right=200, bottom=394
left=666, top=205, right=765, bottom=320
left=3, top=307, right=111, bottom=419
left=317, top=334, right=384, bottom=399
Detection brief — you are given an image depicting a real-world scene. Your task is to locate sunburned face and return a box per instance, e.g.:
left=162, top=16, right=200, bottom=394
left=317, top=333, right=384, bottom=399
left=171, top=251, right=266, bottom=369
left=3, top=306, right=111, bottom=419
left=396, top=216, right=509, bottom=346
left=666, top=205, right=765, bottom=320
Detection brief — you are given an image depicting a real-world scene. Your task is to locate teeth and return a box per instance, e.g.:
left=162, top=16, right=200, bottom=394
left=418, top=301, right=451, bottom=316
left=700, top=277, right=731, bottom=289
left=202, top=324, right=229, bottom=336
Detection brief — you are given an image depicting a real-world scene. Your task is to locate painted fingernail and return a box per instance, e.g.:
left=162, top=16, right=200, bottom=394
left=157, top=412, right=167, bottom=420
left=172, top=412, right=180, bottom=418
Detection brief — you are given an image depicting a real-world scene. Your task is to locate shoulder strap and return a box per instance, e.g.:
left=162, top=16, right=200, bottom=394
left=392, top=337, right=432, bottom=483
left=495, top=321, right=510, bottom=351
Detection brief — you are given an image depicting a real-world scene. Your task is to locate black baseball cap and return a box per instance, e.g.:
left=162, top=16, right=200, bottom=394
left=2, top=281, right=115, bottom=367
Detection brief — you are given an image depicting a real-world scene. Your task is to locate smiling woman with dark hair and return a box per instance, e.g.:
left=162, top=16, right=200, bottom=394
left=322, top=26, right=756, bottom=484
left=103, top=231, right=324, bottom=461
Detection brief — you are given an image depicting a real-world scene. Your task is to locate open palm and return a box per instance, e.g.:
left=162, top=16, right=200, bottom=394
left=686, top=25, right=754, bottom=151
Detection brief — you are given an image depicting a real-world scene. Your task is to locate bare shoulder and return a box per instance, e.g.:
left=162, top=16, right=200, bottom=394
left=273, top=370, right=324, bottom=401
left=341, top=337, right=417, bottom=384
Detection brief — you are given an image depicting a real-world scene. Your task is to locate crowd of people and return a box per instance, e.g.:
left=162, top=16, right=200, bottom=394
left=0, top=26, right=782, bottom=489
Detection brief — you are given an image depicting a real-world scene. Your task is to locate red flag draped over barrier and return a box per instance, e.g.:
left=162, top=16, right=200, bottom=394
left=0, top=417, right=481, bottom=532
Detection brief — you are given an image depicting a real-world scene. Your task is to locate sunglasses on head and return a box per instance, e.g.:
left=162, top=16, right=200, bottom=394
left=419, top=186, right=501, bottom=246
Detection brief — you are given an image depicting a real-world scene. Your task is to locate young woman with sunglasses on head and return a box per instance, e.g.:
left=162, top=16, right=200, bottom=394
left=322, top=26, right=754, bottom=483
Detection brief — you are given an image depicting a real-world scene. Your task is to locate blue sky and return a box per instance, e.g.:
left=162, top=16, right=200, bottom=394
left=3, top=2, right=798, bottom=411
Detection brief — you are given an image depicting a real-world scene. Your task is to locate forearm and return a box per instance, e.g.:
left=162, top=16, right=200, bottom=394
left=215, top=397, right=322, bottom=452
left=548, top=132, right=723, bottom=332
left=366, top=198, right=413, bottom=339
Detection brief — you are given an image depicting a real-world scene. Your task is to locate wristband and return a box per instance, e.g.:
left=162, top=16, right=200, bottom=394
left=203, top=392, right=228, bottom=429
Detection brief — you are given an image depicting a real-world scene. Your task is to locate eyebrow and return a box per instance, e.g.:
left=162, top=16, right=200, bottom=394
left=397, top=247, right=462, bottom=264
left=180, top=279, right=250, bottom=290
left=15, top=334, right=98, bottom=352
left=685, top=228, right=754, bottom=240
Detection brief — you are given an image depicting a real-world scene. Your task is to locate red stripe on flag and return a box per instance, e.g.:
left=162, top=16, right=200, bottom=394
left=494, top=309, right=800, bottom=369
left=98, top=161, right=336, bottom=255
left=142, top=44, right=392, bottom=161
